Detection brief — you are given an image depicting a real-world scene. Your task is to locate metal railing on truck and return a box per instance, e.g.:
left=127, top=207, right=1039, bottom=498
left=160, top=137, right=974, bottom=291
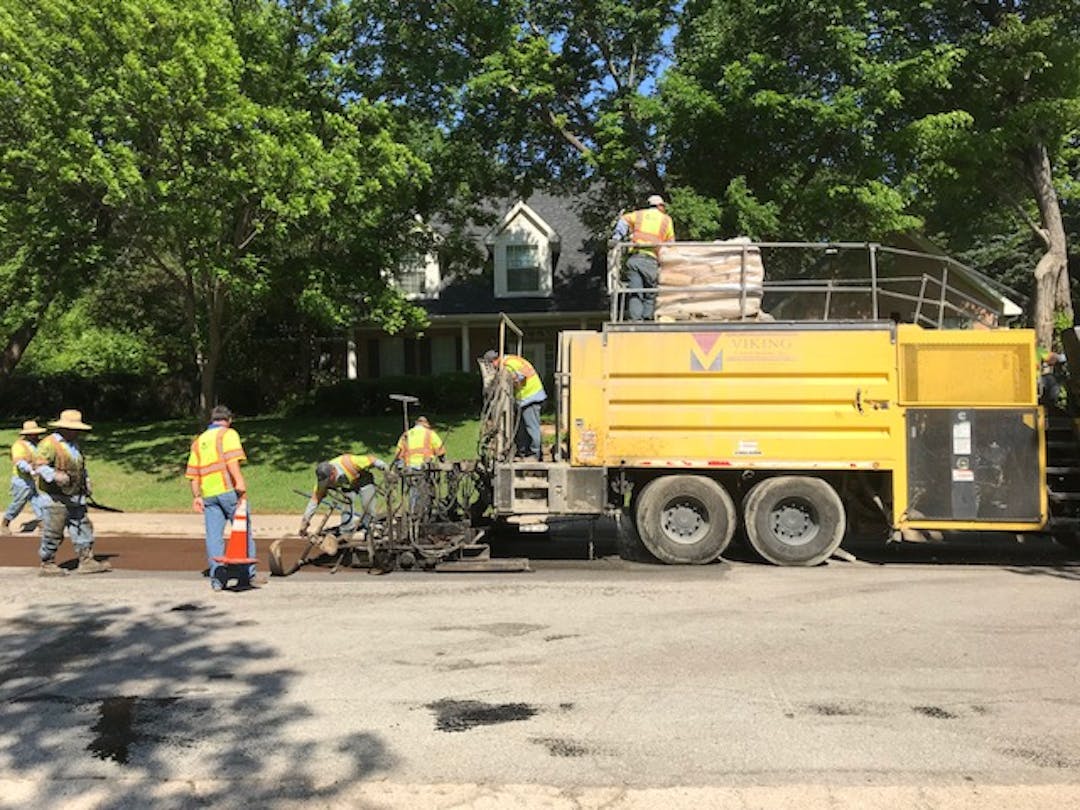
left=607, top=240, right=1025, bottom=329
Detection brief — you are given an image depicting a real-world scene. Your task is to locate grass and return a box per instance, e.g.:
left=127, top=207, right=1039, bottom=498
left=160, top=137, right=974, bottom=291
left=64, top=413, right=482, bottom=513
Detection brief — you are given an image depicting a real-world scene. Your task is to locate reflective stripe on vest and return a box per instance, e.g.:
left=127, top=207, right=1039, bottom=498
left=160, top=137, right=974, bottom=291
left=403, top=426, right=435, bottom=467
left=503, top=355, right=543, bottom=402
left=332, top=453, right=371, bottom=483
left=625, top=208, right=672, bottom=257
left=37, top=435, right=77, bottom=472
left=186, top=428, right=232, bottom=492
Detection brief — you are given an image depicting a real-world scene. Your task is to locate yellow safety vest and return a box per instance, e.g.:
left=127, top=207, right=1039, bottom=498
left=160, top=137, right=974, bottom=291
left=330, top=453, right=377, bottom=485
left=11, top=438, right=35, bottom=480
left=501, top=354, right=544, bottom=402
left=622, top=207, right=674, bottom=258
left=34, top=434, right=86, bottom=495
left=396, top=426, right=444, bottom=468
left=185, top=426, right=246, bottom=498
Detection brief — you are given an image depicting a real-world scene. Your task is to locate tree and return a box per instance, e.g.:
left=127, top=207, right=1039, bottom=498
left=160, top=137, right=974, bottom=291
left=664, top=1, right=1079, bottom=344
left=889, top=1, right=1080, bottom=345
left=1, top=0, right=430, bottom=413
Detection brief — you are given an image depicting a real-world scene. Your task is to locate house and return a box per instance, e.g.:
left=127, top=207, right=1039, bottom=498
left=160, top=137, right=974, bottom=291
left=345, top=195, right=1025, bottom=385
left=349, top=193, right=609, bottom=381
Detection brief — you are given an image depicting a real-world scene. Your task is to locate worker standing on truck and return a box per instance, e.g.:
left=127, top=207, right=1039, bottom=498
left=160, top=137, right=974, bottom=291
left=1037, top=345, right=1066, bottom=410
left=484, top=350, right=547, bottom=461
left=299, top=453, right=387, bottom=537
left=2, top=420, right=48, bottom=535
left=33, top=409, right=111, bottom=576
left=612, top=194, right=675, bottom=321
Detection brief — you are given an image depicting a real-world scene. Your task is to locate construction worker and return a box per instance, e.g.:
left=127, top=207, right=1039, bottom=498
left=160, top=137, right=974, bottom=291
left=1038, top=345, right=1066, bottom=410
left=185, top=404, right=257, bottom=592
left=395, top=416, right=445, bottom=516
left=484, top=350, right=547, bottom=461
left=299, top=453, right=388, bottom=537
left=33, top=409, right=111, bottom=576
left=2, top=420, right=48, bottom=535
left=395, top=416, right=446, bottom=469
left=612, top=193, right=676, bottom=321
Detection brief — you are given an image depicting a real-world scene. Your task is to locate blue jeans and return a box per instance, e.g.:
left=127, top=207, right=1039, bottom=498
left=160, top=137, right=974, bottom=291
left=39, top=494, right=94, bottom=561
left=518, top=401, right=543, bottom=460
left=5, top=476, right=46, bottom=523
left=625, top=252, right=659, bottom=321
left=203, top=490, right=256, bottom=588
left=340, top=484, right=376, bottom=533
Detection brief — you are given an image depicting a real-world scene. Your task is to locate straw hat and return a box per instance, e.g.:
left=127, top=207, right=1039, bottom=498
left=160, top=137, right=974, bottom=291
left=48, top=409, right=92, bottom=431
left=18, top=420, right=47, bottom=436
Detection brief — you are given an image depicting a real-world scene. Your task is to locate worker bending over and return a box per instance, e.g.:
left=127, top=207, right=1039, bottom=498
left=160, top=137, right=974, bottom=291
left=484, top=350, right=547, bottom=461
left=299, top=453, right=387, bottom=537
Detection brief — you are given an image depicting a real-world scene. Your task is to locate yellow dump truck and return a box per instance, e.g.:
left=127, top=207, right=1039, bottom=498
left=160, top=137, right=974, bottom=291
left=486, top=242, right=1058, bottom=565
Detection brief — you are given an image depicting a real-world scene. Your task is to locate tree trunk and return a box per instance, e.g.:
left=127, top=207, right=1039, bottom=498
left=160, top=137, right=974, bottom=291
left=197, top=280, right=228, bottom=418
left=0, top=319, right=42, bottom=381
left=1026, top=142, right=1073, bottom=349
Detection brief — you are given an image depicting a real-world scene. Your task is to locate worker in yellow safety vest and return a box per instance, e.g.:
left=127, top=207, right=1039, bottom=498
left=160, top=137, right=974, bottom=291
left=484, top=350, right=548, bottom=461
left=395, top=416, right=445, bottom=469
left=394, top=416, right=446, bottom=517
left=612, top=193, right=675, bottom=321
left=185, top=404, right=258, bottom=592
left=299, top=452, right=388, bottom=537
left=2, top=420, right=48, bottom=535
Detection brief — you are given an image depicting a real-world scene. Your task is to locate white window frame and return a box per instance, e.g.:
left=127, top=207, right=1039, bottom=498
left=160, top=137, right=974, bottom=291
left=394, top=249, right=441, bottom=300
left=487, top=201, right=558, bottom=299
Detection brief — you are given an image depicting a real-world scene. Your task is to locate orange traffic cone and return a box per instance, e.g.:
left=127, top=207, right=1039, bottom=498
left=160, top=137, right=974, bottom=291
left=213, top=498, right=257, bottom=565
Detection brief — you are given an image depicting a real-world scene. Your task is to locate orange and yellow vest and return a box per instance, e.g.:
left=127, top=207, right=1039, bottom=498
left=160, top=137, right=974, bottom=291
left=185, top=425, right=246, bottom=497
left=11, top=438, right=35, bottom=480
left=33, top=434, right=86, bottom=495
left=396, top=426, right=445, bottom=468
left=499, top=354, right=545, bottom=403
left=329, top=453, right=378, bottom=488
left=621, top=207, right=674, bottom=258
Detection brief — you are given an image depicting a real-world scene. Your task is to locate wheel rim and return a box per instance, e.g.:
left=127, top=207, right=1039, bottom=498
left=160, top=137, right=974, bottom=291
left=768, top=497, right=819, bottom=547
left=660, top=497, right=709, bottom=545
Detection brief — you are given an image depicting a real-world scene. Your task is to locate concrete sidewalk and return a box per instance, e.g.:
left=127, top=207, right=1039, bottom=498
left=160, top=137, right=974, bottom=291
left=5, top=510, right=299, bottom=539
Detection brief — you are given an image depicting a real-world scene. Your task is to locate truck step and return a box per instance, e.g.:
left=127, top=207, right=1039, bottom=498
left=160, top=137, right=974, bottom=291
left=1048, top=491, right=1080, bottom=503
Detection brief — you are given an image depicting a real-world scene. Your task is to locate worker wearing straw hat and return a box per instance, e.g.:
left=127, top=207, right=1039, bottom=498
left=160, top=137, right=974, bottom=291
left=33, top=409, right=111, bottom=576
left=2, top=420, right=49, bottom=535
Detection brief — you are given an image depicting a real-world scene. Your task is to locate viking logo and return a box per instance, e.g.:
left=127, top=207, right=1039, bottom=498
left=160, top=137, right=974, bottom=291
left=690, top=333, right=724, bottom=372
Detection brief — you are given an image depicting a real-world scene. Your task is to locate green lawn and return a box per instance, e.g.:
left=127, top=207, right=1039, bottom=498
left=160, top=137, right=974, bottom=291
left=72, top=414, right=481, bottom=513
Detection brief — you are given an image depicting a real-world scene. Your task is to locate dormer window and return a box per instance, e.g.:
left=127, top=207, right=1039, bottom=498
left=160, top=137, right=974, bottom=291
left=506, top=243, right=541, bottom=293
left=487, top=200, right=558, bottom=298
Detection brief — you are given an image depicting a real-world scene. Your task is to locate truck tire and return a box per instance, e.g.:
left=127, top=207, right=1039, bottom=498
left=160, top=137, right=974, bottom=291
left=743, top=476, right=845, bottom=566
left=634, top=475, right=736, bottom=564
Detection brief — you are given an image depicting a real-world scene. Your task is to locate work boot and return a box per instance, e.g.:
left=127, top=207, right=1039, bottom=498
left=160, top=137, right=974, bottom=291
left=39, top=558, right=68, bottom=577
left=76, top=549, right=112, bottom=574
left=1, top=517, right=9, bottom=535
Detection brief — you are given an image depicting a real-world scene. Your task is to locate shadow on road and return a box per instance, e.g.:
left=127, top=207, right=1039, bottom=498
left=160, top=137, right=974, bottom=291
left=0, top=601, right=394, bottom=805
left=488, top=517, right=1080, bottom=574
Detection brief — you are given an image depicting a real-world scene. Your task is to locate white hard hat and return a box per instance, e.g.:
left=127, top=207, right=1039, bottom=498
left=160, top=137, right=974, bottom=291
left=647, top=194, right=667, bottom=207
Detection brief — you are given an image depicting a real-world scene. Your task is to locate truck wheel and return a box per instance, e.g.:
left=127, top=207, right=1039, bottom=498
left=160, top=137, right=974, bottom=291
left=635, top=475, right=736, bottom=564
left=743, top=476, right=845, bottom=566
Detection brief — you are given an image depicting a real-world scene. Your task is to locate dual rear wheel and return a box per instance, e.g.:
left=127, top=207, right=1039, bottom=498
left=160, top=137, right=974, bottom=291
left=623, top=474, right=846, bottom=566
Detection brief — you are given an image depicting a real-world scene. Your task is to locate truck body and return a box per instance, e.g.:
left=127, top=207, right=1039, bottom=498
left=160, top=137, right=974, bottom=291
left=487, top=242, right=1053, bottom=565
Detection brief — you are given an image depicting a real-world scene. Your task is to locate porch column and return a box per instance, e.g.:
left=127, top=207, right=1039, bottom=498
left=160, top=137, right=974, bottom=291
left=346, top=333, right=358, bottom=380
left=460, top=322, right=471, bottom=371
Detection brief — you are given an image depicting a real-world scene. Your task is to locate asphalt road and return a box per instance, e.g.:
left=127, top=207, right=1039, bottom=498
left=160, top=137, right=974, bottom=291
left=1, top=532, right=1079, bottom=809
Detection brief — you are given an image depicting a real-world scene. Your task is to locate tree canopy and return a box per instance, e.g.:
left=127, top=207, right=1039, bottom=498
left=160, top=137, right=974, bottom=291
left=2, top=0, right=1078, bottom=411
